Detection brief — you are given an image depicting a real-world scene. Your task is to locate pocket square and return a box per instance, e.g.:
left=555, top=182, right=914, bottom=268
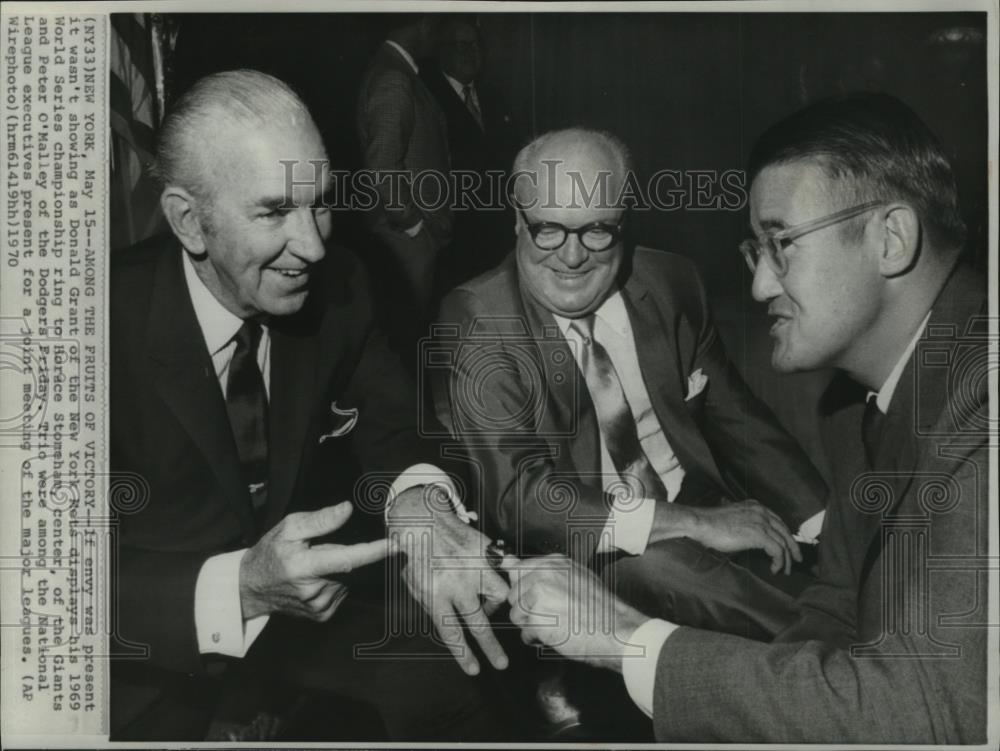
left=319, top=401, right=360, bottom=444
left=685, top=369, right=708, bottom=401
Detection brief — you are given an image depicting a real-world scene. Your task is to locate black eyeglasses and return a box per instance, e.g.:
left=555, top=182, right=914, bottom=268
left=516, top=207, right=625, bottom=253
left=739, top=201, right=885, bottom=277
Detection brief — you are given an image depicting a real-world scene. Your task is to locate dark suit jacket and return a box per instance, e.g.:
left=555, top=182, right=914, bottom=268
left=357, top=42, right=452, bottom=244
left=652, top=264, right=989, bottom=743
left=109, top=234, right=443, bottom=736
left=419, top=65, right=518, bottom=177
left=434, top=248, right=828, bottom=558
left=421, top=65, right=520, bottom=286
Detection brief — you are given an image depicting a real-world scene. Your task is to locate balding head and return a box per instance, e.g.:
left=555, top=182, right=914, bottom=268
left=153, top=69, right=317, bottom=201
left=511, top=128, right=632, bottom=211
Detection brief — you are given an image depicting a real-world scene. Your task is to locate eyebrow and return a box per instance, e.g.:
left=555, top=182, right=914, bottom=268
left=756, top=218, right=787, bottom=233
left=259, top=185, right=335, bottom=210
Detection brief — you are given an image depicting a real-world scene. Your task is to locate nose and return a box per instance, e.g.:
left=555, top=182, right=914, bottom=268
left=750, top=258, right=782, bottom=303
left=555, top=234, right=588, bottom=269
left=288, top=208, right=327, bottom=264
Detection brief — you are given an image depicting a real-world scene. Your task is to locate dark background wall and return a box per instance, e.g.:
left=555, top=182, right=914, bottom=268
left=168, top=11, right=988, bottom=294
left=163, top=11, right=989, bottom=482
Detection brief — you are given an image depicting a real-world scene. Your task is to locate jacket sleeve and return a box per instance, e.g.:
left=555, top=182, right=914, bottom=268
left=434, top=288, right=613, bottom=559
left=652, top=433, right=989, bottom=744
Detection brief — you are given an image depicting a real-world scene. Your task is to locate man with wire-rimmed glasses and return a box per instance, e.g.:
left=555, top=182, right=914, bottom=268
left=433, top=126, right=829, bottom=649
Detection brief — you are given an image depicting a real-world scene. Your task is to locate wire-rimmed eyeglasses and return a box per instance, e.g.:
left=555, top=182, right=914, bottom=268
left=739, top=201, right=886, bottom=277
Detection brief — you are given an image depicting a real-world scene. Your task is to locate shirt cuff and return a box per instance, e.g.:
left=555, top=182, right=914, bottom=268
left=621, top=618, right=678, bottom=718
left=195, top=550, right=269, bottom=658
left=403, top=219, right=424, bottom=238
left=596, top=495, right=656, bottom=555
left=794, top=510, right=826, bottom=545
left=385, top=463, right=478, bottom=524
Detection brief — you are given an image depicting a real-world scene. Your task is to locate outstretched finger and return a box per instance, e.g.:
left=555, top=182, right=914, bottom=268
left=307, top=538, right=391, bottom=576
left=282, top=502, right=353, bottom=542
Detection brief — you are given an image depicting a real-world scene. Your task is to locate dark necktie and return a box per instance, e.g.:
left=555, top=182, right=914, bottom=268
left=463, top=83, right=484, bottom=129
left=571, top=316, right=668, bottom=501
left=225, top=320, right=268, bottom=512
left=861, top=396, right=886, bottom=470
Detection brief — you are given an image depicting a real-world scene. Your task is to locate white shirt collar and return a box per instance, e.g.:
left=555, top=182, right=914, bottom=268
left=869, top=310, right=931, bottom=414
left=385, top=40, right=418, bottom=74
left=444, top=72, right=472, bottom=99
left=182, top=250, right=246, bottom=356
left=552, top=291, right=629, bottom=338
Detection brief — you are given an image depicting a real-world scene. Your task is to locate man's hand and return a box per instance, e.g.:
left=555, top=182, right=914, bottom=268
left=503, top=554, right=649, bottom=673
left=650, top=499, right=802, bottom=575
left=388, top=485, right=509, bottom=676
left=239, top=501, right=393, bottom=621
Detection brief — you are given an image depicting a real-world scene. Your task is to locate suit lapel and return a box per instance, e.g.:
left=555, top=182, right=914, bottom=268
left=265, top=319, right=320, bottom=525
left=622, top=274, right=724, bottom=490
left=146, top=249, right=256, bottom=539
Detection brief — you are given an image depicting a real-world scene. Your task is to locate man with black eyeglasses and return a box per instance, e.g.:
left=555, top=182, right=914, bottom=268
left=432, top=127, right=829, bottom=641
left=504, top=96, right=989, bottom=743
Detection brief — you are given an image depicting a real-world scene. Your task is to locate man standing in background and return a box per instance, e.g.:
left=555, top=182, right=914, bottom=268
left=422, top=15, right=520, bottom=290
left=358, top=14, right=452, bottom=343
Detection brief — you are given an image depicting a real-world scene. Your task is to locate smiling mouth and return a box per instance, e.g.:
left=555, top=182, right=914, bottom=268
left=552, top=269, right=591, bottom=281
left=268, top=268, right=308, bottom=279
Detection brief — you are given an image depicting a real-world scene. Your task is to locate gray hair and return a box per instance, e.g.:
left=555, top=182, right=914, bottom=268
left=151, top=69, right=315, bottom=200
left=511, top=127, right=633, bottom=205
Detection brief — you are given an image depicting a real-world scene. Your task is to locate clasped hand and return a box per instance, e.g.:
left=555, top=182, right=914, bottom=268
left=388, top=485, right=510, bottom=676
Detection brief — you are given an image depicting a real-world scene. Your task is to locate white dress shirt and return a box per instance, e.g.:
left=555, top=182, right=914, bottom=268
left=183, top=253, right=464, bottom=657
left=621, top=311, right=932, bottom=717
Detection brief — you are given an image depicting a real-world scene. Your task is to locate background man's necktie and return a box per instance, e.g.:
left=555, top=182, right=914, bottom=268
left=463, top=83, right=484, bottom=129
left=861, top=396, right=886, bottom=470
left=571, top=316, right=668, bottom=502
left=226, top=320, right=269, bottom=512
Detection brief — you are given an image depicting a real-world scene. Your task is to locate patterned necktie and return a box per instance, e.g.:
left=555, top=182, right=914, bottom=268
left=571, top=316, right=668, bottom=501
left=861, top=396, right=886, bottom=470
left=225, top=320, right=268, bottom=512
left=463, top=83, right=484, bottom=129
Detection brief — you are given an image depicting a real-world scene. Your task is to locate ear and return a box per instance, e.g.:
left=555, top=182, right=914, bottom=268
left=877, top=203, right=920, bottom=278
left=160, top=186, right=208, bottom=256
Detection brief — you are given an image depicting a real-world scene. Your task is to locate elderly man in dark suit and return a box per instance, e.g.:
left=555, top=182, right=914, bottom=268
left=433, top=127, right=829, bottom=638
left=506, top=94, right=990, bottom=744
left=357, top=15, right=452, bottom=325
left=110, top=69, right=512, bottom=742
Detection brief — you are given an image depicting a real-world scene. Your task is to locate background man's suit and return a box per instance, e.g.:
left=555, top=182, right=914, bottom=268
left=435, top=247, right=829, bottom=636
left=357, top=42, right=452, bottom=328
left=652, top=264, right=989, bottom=743
left=109, top=236, right=500, bottom=740
left=421, top=63, right=520, bottom=288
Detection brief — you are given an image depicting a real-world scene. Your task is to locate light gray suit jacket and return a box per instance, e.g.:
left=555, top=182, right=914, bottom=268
left=651, top=264, right=990, bottom=743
